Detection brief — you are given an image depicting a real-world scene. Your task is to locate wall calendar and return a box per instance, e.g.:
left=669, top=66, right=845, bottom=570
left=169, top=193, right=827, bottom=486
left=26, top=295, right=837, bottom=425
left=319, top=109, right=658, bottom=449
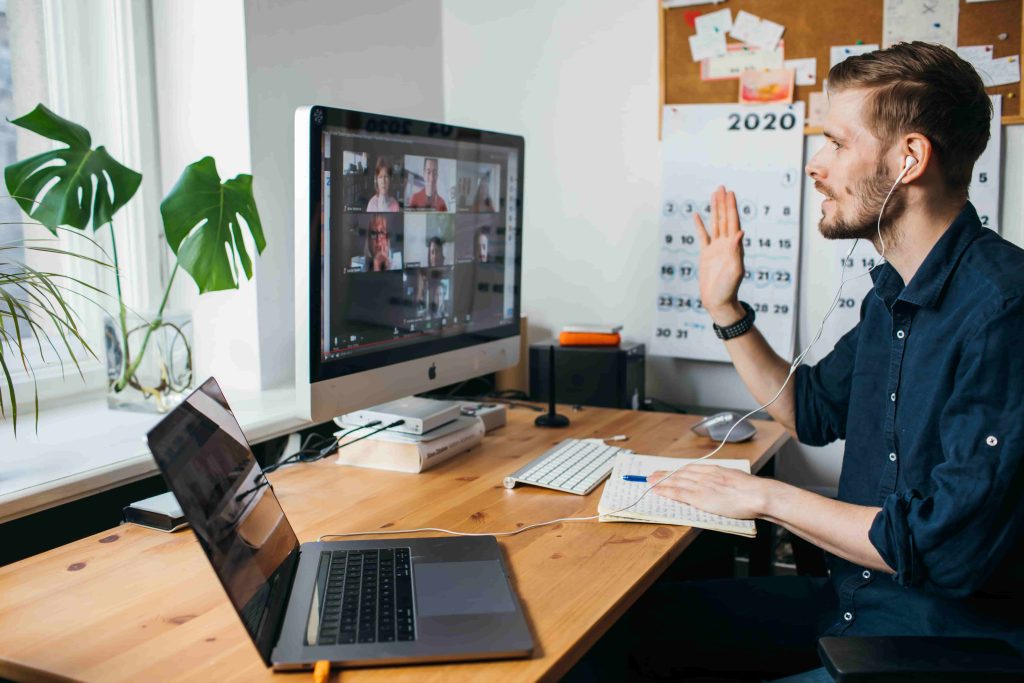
left=652, top=103, right=805, bottom=362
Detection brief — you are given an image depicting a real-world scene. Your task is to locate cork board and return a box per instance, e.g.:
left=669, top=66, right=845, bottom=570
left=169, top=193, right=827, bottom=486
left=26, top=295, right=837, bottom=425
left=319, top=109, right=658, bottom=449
left=661, top=0, right=1024, bottom=131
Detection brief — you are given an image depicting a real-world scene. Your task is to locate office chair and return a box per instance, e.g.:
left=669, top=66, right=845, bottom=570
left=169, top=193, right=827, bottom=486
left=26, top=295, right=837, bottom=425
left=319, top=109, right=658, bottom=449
left=817, top=635, right=1024, bottom=681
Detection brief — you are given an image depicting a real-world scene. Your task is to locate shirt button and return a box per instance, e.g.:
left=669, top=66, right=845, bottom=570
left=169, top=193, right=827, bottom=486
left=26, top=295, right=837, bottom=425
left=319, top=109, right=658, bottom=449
left=862, top=570, right=872, bottom=579
left=890, top=392, right=896, bottom=402
left=986, top=435, right=998, bottom=446
left=844, top=611, right=853, bottom=622
left=896, top=330, right=905, bottom=339
left=889, top=452, right=897, bottom=462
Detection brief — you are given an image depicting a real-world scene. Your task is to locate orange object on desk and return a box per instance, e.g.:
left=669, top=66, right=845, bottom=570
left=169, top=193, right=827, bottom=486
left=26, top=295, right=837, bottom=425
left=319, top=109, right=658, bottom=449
left=558, top=331, right=621, bottom=347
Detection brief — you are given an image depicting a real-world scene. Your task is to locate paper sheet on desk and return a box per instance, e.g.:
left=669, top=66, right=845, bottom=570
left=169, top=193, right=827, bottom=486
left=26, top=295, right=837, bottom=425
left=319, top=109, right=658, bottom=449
left=598, top=453, right=756, bottom=537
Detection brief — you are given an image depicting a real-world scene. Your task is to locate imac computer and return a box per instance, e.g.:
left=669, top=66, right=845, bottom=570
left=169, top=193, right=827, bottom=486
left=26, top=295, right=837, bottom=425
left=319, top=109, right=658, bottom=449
left=295, top=106, right=524, bottom=423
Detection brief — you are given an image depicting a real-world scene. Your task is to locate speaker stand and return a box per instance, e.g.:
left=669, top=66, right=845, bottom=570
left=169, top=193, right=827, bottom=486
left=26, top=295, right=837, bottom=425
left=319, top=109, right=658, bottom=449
left=535, top=343, right=570, bottom=428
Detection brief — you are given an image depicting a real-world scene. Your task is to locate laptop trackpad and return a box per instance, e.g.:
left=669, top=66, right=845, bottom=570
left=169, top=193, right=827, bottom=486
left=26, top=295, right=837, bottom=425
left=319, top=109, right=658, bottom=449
left=415, top=560, right=516, bottom=616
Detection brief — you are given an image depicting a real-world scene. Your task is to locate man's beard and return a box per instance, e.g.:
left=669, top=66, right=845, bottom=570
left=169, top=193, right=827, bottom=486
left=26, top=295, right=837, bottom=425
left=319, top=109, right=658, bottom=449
left=818, top=159, right=906, bottom=244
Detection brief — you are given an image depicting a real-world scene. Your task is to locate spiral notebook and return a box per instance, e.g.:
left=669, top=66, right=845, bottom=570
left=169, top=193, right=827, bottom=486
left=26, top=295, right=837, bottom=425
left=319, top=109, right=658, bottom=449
left=597, top=453, right=757, bottom=538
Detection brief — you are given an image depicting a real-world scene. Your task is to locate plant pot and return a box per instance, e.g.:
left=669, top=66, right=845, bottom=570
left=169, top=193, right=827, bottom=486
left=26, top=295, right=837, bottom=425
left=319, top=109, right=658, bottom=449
left=104, top=311, right=193, bottom=413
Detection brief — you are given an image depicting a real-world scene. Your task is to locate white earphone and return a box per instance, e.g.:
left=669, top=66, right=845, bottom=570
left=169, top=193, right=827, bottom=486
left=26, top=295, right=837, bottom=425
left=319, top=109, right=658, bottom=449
left=900, top=155, right=917, bottom=179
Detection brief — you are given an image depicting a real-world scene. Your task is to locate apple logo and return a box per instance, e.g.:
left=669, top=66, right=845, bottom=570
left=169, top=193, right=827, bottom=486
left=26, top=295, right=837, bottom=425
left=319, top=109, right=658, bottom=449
left=428, top=363, right=437, bottom=380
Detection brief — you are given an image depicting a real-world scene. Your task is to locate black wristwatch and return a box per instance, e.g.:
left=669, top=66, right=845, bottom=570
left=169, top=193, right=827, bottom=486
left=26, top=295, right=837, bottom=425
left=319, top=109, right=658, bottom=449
left=713, top=301, right=755, bottom=340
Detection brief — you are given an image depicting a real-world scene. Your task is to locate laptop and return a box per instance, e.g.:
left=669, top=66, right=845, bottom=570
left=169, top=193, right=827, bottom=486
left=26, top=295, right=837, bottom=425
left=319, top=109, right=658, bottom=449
left=146, top=377, right=533, bottom=670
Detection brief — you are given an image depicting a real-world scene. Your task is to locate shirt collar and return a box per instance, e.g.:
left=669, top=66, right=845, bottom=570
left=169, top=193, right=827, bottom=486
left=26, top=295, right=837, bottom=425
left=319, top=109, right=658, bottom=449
left=870, top=202, right=983, bottom=310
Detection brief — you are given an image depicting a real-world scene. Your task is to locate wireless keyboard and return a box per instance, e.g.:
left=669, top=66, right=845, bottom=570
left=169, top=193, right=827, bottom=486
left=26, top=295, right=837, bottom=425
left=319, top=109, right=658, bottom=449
left=503, top=438, right=631, bottom=495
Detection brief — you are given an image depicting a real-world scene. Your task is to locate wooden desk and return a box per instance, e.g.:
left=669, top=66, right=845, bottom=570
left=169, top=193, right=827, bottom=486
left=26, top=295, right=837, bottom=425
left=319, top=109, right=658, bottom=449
left=0, top=406, right=788, bottom=682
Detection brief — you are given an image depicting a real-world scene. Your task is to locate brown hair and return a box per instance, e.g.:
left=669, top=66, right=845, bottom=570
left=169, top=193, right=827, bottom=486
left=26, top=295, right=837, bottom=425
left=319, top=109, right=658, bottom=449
left=827, top=41, right=991, bottom=194
left=375, top=156, right=391, bottom=176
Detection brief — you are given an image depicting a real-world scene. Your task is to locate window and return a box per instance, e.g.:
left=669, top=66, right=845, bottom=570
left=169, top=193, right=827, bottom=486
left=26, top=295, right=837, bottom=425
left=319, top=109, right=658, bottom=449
left=0, top=0, right=170, bottom=413
left=0, top=0, right=32, bottom=345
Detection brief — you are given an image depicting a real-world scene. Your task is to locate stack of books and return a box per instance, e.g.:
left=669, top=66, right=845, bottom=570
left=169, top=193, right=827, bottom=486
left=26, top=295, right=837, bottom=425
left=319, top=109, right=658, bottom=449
left=558, top=324, right=622, bottom=347
left=333, top=415, right=485, bottom=473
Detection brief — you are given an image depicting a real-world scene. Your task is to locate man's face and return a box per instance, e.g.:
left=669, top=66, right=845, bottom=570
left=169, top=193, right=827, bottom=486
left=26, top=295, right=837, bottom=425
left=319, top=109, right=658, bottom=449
left=424, top=159, right=439, bottom=195
left=805, top=89, right=906, bottom=241
left=429, top=240, right=443, bottom=266
left=477, top=234, right=489, bottom=262
left=370, top=220, right=389, bottom=257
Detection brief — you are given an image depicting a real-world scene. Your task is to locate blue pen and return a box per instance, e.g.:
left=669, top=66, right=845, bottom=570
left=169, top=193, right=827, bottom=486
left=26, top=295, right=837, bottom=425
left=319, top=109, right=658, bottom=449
left=621, top=475, right=648, bottom=483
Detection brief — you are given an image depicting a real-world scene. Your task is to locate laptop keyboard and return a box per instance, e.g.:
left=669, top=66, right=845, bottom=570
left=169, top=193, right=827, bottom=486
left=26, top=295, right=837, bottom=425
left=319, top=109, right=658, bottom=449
left=316, top=548, right=415, bottom=645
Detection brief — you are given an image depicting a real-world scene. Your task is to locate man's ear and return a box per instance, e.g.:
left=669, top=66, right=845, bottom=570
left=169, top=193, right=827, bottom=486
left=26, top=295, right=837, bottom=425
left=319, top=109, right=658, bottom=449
left=902, top=134, right=932, bottom=184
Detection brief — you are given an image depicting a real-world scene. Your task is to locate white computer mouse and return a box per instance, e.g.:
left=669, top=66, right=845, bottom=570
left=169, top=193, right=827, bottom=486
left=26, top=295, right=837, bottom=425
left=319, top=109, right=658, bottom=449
left=690, top=411, right=757, bottom=443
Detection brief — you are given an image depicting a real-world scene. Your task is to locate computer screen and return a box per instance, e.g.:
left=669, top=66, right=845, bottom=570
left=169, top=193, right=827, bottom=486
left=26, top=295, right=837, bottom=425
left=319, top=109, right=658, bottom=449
left=295, top=106, right=524, bottom=422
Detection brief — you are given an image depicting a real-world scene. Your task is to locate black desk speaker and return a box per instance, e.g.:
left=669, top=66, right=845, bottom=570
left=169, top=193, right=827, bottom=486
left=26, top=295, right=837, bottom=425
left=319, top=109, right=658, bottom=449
left=529, top=341, right=645, bottom=410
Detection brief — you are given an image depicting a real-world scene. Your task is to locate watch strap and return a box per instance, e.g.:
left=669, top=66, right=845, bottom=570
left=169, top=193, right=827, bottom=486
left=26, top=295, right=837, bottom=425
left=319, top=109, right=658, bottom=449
left=713, top=301, right=755, bottom=340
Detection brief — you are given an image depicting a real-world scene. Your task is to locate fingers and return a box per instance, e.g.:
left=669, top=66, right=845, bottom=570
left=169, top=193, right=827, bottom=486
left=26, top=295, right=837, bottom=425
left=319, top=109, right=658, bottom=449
left=726, top=190, right=739, bottom=235
left=693, top=214, right=710, bottom=247
left=709, top=186, right=720, bottom=239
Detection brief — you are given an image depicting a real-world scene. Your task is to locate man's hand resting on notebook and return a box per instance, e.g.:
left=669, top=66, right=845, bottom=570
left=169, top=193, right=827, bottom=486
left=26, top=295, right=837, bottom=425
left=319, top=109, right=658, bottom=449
left=648, top=464, right=770, bottom=520
left=649, top=465, right=895, bottom=573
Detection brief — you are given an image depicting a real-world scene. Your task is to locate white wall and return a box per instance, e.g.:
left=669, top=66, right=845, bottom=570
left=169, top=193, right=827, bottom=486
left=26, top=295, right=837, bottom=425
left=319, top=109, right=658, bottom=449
left=440, top=0, right=1024, bottom=489
left=242, top=0, right=446, bottom=389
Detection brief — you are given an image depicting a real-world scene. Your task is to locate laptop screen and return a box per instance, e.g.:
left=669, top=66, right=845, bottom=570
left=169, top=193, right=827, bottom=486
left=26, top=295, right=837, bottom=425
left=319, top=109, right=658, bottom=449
left=147, top=377, right=300, bottom=662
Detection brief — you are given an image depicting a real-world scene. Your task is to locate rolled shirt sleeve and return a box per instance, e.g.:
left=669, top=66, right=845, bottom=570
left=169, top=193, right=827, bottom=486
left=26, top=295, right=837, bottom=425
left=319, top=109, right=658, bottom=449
left=869, top=296, right=1024, bottom=596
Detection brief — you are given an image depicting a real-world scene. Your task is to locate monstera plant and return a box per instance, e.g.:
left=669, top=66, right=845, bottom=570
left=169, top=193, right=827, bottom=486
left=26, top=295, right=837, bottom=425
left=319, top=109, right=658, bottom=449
left=2, top=103, right=265, bottom=427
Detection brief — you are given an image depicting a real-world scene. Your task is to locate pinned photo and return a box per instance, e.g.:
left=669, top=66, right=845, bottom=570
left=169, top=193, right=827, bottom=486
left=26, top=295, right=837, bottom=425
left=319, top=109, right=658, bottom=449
left=738, top=67, right=795, bottom=105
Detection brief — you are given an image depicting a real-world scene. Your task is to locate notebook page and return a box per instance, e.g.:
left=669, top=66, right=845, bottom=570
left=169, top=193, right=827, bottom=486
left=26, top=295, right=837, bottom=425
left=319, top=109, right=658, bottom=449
left=598, top=453, right=756, bottom=536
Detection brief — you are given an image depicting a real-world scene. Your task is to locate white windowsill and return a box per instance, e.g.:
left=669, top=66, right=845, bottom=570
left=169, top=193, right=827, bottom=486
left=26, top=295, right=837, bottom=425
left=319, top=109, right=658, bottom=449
left=0, top=384, right=309, bottom=524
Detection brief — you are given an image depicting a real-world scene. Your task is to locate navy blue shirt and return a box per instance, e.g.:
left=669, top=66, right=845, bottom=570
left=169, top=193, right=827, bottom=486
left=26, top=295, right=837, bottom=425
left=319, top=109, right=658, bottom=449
left=795, top=202, right=1024, bottom=651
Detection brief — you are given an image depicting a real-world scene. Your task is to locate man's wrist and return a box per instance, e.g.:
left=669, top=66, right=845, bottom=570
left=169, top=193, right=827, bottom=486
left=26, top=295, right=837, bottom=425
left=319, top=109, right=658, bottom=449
left=708, top=301, right=746, bottom=327
left=759, top=478, right=793, bottom=522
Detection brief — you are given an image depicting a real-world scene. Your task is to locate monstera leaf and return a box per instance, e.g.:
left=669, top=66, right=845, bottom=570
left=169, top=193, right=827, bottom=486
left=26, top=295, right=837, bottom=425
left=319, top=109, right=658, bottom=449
left=160, top=157, right=266, bottom=293
left=4, top=104, right=142, bottom=234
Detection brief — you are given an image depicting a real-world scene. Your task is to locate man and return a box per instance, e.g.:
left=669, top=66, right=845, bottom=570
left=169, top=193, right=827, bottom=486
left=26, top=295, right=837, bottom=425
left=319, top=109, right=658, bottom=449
left=621, top=42, right=1024, bottom=682
left=409, top=157, right=449, bottom=211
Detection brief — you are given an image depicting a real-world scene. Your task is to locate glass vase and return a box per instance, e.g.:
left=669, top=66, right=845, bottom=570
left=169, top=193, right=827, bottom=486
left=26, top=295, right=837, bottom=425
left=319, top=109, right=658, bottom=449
left=105, top=311, right=193, bottom=413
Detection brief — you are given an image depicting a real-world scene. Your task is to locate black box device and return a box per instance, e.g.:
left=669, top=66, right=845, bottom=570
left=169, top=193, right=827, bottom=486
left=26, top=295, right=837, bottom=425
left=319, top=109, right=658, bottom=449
left=529, top=341, right=645, bottom=410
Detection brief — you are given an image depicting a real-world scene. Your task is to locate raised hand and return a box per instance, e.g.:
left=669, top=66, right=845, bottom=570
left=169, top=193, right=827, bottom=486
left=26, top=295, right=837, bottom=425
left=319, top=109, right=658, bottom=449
left=694, top=186, right=746, bottom=325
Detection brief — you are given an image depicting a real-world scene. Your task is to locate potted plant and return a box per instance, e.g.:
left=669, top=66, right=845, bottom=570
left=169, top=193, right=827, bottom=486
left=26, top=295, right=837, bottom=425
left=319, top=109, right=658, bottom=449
left=2, top=104, right=265, bottom=427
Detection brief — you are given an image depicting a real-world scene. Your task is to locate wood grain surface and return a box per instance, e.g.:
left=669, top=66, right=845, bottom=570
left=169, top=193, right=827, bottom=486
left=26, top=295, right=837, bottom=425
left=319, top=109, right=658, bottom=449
left=0, top=405, right=789, bottom=683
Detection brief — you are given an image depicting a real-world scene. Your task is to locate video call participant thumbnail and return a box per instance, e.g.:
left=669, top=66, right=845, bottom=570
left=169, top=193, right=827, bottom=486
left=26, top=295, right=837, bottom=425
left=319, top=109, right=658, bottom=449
left=366, top=155, right=401, bottom=212
left=346, top=213, right=404, bottom=272
left=454, top=215, right=504, bottom=264
left=407, top=156, right=453, bottom=211
left=405, top=268, right=453, bottom=322
left=456, top=160, right=502, bottom=213
left=403, top=214, right=455, bottom=267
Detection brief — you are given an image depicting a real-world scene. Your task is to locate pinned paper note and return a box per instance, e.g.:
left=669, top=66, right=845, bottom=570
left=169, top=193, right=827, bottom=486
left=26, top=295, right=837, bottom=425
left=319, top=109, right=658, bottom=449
left=695, top=8, right=731, bottom=36
left=784, top=58, right=817, bottom=86
left=829, top=44, right=879, bottom=68
left=975, top=55, right=1021, bottom=87
left=749, top=18, right=785, bottom=52
left=689, top=31, right=728, bottom=62
left=730, top=10, right=761, bottom=43
left=883, top=0, right=958, bottom=49
left=702, top=43, right=785, bottom=81
left=958, top=45, right=995, bottom=65
left=739, top=68, right=795, bottom=105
